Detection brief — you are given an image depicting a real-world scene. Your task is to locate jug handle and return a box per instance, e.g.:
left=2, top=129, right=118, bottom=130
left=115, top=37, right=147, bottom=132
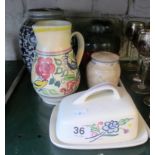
left=73, top=83, right=121, bottom=105
left=71, top=32, right=85, bottom=66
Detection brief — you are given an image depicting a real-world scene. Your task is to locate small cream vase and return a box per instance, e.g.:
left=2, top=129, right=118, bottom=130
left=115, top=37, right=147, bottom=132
left=86, top=51, right=121, bottom=88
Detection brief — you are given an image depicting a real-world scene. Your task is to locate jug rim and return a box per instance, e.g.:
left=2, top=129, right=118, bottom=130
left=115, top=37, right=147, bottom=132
left=33, top=20, right=72, bottom=32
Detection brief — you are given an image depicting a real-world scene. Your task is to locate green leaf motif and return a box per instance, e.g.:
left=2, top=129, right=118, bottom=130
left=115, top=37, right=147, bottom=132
left=54, top=58, right=62, bottom=66
left=119, top=118, right=133, bottom=126
left=49, top=89, right=58, bottom=95
left=49, top=77, right=55, bottom=85
left=55, top=67, right=63, bottom=74
left=42, top=89, right=49, bottom=95
left=90, top=124, right=100, bottom=133
left=62, top=69, right=68, bottom=77
left=64, top=75, right=75, bottom=81
left=69, top=51, right=74, bottom=59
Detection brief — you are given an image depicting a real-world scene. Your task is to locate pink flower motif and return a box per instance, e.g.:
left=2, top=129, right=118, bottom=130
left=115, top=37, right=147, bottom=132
left=35, top=57, right=55, bottom=80
left=60, top=79, right=80, bottom=95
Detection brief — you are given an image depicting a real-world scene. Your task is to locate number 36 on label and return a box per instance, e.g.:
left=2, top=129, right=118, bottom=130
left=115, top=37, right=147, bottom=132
left=73, top=127, right=85, bottom=135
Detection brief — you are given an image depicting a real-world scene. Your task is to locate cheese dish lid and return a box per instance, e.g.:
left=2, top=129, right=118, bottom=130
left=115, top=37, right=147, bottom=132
left=91, top=51, right=119, bottom=63
left=58, top=82, right=137, bottom=116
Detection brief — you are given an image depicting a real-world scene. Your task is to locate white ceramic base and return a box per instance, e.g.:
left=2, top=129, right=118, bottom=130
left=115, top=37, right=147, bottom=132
left=39, top=94, right=64, bottom=105
left=49, top=107, right=149, bottom=150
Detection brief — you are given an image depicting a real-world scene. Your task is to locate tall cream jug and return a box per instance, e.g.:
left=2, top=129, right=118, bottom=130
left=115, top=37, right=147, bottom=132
left=31, top=20, right=85, bottom=104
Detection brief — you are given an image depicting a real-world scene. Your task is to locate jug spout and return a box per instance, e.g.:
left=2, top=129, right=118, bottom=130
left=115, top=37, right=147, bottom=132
left=33, top=20, right=72, bottom=53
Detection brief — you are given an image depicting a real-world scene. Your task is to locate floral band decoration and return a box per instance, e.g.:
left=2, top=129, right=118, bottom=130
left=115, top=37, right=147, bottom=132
left=86, top=118, right=133, bottom=142
left=73, top=118, right=133, bottom=143
left=33, top=51, right=80, bottom=96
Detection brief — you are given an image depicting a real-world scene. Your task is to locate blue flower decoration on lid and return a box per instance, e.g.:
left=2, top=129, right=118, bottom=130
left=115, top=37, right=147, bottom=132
left=102, top=120, right=119, bottom=133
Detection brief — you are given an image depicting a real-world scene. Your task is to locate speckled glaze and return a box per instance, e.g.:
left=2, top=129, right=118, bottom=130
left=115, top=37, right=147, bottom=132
left=19, top=21, right=36, bottom=72
left=86, top=52, right=121, bottom=87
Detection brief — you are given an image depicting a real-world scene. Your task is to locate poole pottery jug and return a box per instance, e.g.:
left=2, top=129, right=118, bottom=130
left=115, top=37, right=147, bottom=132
left=31, top=20, right=85, bottom=104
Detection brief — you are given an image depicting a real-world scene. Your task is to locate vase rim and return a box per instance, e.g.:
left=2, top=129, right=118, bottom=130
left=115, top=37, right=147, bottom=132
left=26, top=8, right=64, bottom=18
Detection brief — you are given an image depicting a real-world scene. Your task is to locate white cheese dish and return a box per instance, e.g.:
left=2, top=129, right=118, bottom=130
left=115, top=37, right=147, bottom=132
left=55, top=83, right=139, bottom=144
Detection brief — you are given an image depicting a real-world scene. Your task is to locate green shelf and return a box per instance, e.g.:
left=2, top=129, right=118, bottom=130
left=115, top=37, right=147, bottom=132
left=6, top=61, right=150, bottom=155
